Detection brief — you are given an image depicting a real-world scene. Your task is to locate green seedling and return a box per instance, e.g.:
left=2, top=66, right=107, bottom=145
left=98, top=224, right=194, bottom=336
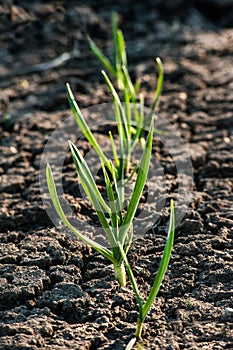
left=46, top=13, right=175, bottom=346
left=46, top=117, right=154, bottom=287
left=120, top=199, right=175, bottom=347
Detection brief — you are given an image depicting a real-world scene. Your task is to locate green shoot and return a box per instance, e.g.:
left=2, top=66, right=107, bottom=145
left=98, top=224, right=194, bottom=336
left=45, top=12, right=177, bottom=345
left=119, top=199, right=175, bottom=342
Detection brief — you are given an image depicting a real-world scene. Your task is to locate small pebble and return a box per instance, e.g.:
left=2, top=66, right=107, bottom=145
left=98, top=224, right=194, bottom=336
left=223, top=307, right=233, bottom=320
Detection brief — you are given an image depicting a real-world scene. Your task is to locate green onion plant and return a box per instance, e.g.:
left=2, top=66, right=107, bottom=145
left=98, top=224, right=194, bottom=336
left=45, top=12, right=175, bottom=347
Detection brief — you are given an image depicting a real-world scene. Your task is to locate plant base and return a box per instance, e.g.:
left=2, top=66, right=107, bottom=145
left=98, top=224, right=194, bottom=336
left=114, top=263, right=126, bottom=287
left=135, top=318, right=143, bottom=339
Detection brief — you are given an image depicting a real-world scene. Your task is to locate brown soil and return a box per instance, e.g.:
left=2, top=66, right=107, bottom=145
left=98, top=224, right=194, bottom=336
left=0, top=1, right=233, bottom=349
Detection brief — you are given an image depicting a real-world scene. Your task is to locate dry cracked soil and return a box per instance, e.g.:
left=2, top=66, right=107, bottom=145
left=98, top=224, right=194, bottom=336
left=0, top=1, right=233, bottom=349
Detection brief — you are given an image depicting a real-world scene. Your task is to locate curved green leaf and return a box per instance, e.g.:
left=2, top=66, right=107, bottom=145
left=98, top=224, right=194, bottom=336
left=46, top=163, right=116, bottom=264
left=141, top=199, right=175, bottom=320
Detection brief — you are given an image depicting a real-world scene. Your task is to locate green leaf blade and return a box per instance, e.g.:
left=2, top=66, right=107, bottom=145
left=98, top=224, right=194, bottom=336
left=87, top=36, right=116, bottom=77
left=142, top=199, right=175, bottom=320
left=66, top=83, right=110, bottom=167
